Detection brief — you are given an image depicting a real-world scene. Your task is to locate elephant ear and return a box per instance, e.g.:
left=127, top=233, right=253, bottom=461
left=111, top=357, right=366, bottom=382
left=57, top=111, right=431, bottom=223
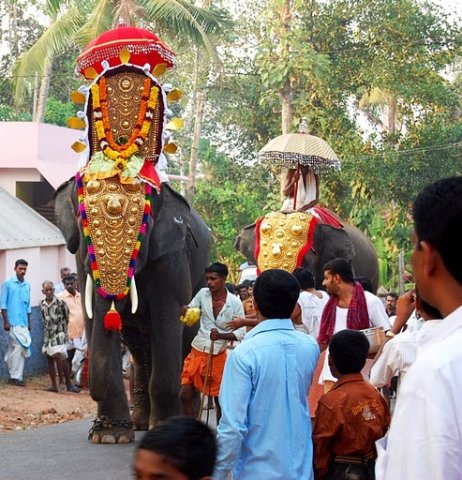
left=235, top=223, right=257, bottom=264
left=54, top=179, right=80, bottom=254
left=149, top=184, right=192, bottom=261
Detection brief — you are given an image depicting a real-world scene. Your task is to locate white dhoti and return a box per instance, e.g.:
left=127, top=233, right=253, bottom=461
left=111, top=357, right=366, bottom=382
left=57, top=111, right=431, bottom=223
left=5, top=326, right=31, bottom=380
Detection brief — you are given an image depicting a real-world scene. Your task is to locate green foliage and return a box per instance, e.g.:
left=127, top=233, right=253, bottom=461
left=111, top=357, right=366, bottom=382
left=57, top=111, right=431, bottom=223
left=44, top=97, right=76, bottom=126
left=192, top=139, right=278, bottom=272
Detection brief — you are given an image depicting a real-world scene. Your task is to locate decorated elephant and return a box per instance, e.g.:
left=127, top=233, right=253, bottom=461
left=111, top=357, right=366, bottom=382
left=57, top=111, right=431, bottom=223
left=54, top=26, right=211, bottom=443
left=235, top=208, right=379, bottom=292
left=55, top=179, right=210, bottom=443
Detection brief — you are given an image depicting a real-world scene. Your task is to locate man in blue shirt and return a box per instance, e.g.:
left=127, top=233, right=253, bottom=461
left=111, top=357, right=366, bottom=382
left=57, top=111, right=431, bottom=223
left=1, top=259, right=31, bottom=386
left=214, top=269, right=320, bottom=480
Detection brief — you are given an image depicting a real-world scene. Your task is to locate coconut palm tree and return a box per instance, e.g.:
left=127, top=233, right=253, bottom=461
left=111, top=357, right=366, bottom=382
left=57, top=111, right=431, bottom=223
left=13, top=0, right=231, bottom=117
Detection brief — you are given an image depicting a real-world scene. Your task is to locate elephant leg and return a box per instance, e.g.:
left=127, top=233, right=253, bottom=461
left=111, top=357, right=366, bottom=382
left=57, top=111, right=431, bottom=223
left=88, top=326, right=134, bottom=444
left=148, top=311, right=183, bottom=428
left=123, top=326, right=151, bottom=431
left=131, top=355, right=151, bottom=430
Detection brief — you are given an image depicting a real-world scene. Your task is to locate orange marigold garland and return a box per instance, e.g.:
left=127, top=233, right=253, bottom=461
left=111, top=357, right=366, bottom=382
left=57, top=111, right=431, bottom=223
left=90, top=77, right=158, bottom=167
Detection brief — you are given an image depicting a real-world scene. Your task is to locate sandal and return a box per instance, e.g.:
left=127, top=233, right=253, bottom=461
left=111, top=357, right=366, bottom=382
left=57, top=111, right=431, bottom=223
left=46, top=387, right=59, bottom=392
left=67, top=385, right=81, bottom=393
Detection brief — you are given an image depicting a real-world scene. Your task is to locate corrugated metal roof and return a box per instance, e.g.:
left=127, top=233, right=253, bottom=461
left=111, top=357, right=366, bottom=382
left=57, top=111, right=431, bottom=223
left=0, top=187, right=66, bottom=249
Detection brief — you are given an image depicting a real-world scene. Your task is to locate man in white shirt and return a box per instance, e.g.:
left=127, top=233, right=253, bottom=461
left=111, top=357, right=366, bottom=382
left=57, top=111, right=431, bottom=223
left=291, top=268, right=328, bottom=338
left=180, top=263, right=245, bottom=422
left=317, top=258, right=390, bottom=391
left=370, top=289, right=441, bottom=391
left=376, top=176, right=462, bottom=480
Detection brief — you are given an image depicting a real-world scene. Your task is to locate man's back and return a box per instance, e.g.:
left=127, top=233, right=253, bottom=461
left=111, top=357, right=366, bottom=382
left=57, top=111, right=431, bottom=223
left=376, top=306, right=462, bottom=479
left=215, top=319, right=319, bottom=480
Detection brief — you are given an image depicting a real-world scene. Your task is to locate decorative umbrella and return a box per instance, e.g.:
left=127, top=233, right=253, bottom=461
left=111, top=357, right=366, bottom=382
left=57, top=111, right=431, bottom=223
left=259, top=119, right=340, bottom=210
left=76, top=24, right=176, bottom=80
left=258, top=132, right=340, bottom=172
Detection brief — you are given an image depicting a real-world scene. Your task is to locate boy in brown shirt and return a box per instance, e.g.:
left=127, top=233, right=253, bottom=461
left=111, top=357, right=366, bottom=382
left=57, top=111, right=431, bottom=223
left=313, top=329, right=390, bottom=480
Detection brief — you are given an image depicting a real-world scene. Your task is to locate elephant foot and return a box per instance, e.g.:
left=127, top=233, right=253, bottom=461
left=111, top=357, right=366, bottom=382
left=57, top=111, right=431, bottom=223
left=131, top=388, right=150, bottom=431
left=88, top=416, right=135, bottom=444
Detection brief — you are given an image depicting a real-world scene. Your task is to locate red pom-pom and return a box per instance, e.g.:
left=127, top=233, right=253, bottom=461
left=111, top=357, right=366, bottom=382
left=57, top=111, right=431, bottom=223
left=104, top=308, right=122, bottom=331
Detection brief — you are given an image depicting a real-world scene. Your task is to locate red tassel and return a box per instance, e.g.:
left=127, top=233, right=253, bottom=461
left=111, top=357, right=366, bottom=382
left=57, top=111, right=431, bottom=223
left=104, top=301, right=122, bottom=331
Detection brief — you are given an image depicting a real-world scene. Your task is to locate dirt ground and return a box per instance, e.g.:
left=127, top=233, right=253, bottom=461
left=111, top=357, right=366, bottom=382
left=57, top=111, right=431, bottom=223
left=0, top=375, right=96, bottom=432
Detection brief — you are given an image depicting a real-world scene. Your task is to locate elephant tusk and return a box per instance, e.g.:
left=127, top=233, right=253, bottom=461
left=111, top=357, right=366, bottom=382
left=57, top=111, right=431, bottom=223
left=85, top=274, right=93, bottom=319
left=130, top=277, right=138, bottom=314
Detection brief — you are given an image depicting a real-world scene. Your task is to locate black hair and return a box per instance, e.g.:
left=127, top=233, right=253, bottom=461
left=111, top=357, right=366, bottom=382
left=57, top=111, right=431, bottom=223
left=413, top=176, right=462, bottom=285
left=253, top=269, right=299, bottom=319
left=62, top=274, right=76, bottom=283
left=136, top=416, right=216, bottom=480
left=355, top=276, right=373, bottom=293
left=386, top=292, right=398, bottom=300
left=323, top=258, right=355, bottom=284
left=15, top=259, right=28, bottom=268
left=225, top=283, right=237, bottom=294
left=237, top=284, right=248, bottom=291
left=294, top=268, right=316, bottom=289
left=205, top=262, right=228, bottom=278
left=241, top=279, right=253, bottom=287
left=329, top=330, right=369, bottom=375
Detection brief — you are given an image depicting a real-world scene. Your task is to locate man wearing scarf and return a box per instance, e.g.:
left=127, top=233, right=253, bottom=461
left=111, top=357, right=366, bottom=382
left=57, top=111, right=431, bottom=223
left=318, top=258, right=390, bottom=392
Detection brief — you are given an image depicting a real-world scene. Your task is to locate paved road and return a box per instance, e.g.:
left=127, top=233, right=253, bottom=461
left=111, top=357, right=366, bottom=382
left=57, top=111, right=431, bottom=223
left=0, top=419, right=143, bottom=479
left=0, top=403, right=218, bottom=479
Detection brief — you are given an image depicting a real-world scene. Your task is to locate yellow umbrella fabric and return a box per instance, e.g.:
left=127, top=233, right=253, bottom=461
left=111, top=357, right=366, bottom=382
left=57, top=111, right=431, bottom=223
left=258, top=133, right=340, bottom=171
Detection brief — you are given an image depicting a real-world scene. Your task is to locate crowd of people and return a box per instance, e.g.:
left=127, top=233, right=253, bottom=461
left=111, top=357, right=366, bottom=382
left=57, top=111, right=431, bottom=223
left=136, top=175, right=462, bottom=480
left=1, top=264, right=83, bottom=392
left=2, top=175, right=462, bottom=480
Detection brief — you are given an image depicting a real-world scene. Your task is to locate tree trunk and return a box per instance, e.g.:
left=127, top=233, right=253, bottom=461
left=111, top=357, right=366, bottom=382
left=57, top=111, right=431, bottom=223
left=186, top=90, right=205, bottom=203
left=279, top=0, right=293, bottom=196
left=34, top=56, right=53, bottom=122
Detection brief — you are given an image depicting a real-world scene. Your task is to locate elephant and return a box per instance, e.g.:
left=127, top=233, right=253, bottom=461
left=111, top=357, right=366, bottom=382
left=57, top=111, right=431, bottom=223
left=55, top=179, right=211, bottom=443
left=235, top=211, right=379, bottom=292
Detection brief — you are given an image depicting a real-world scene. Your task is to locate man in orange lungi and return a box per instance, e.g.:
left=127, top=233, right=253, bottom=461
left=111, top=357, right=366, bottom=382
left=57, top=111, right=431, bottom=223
left=180, top=263, right=245, bottom=422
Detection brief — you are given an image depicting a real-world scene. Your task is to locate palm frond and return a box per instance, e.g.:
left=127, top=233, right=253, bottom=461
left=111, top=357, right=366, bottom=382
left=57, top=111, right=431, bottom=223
left=139, top=0, right=232, bottom=58
left=13, top=5, right=85, bottom=105
left=74, top=0, right=114, bottom=47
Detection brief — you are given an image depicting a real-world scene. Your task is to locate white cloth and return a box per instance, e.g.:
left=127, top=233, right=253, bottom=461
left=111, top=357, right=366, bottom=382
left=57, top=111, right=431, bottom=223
left=5, top=327, right=31, bottom=380
left=42, top=343, right=68, bottom=357
left=281, top=169, right=317, bottom=210
left=319, top=291, right=390, bottom=383
left=370, top=319, right=440, bottom=389
left=297, top=290, right=329, bottom=339
left=405, top=309, right=425, bottom=332
left=376, top=305, right=462, bottom=480
left=189, top=288, right=246, bottom=355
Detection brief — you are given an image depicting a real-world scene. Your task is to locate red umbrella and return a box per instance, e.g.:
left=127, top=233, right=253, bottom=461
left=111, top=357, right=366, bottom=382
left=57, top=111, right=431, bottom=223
left=76, top=25, right=175, bottom=79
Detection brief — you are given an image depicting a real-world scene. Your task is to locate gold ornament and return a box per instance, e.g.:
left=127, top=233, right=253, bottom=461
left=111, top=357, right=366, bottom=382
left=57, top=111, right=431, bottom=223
left=70, top=91, right=86, bottom=104
left=256, top=211, right=314, bottom=273
left=152, top=63, right=167, bottom=77
left=119, top=47, right=131, bottom=64
left=67, top=117, right=86, bottom=130
left=83, top=177, right=145, bottom=295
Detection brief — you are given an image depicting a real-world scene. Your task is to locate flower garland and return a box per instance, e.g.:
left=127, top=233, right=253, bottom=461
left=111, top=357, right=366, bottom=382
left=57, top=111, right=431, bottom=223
left=76, top=171, right=152, bottom=301
left=91, top=77, right=158, bottom=171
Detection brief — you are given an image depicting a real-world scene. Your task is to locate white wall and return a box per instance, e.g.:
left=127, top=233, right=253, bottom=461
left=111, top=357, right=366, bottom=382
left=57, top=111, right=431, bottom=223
left=0, top=168, right=41, bottom=196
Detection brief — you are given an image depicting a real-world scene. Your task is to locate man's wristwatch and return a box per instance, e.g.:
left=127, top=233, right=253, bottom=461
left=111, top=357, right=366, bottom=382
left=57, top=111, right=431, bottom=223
left=385, top=330, right=396, bottom=338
